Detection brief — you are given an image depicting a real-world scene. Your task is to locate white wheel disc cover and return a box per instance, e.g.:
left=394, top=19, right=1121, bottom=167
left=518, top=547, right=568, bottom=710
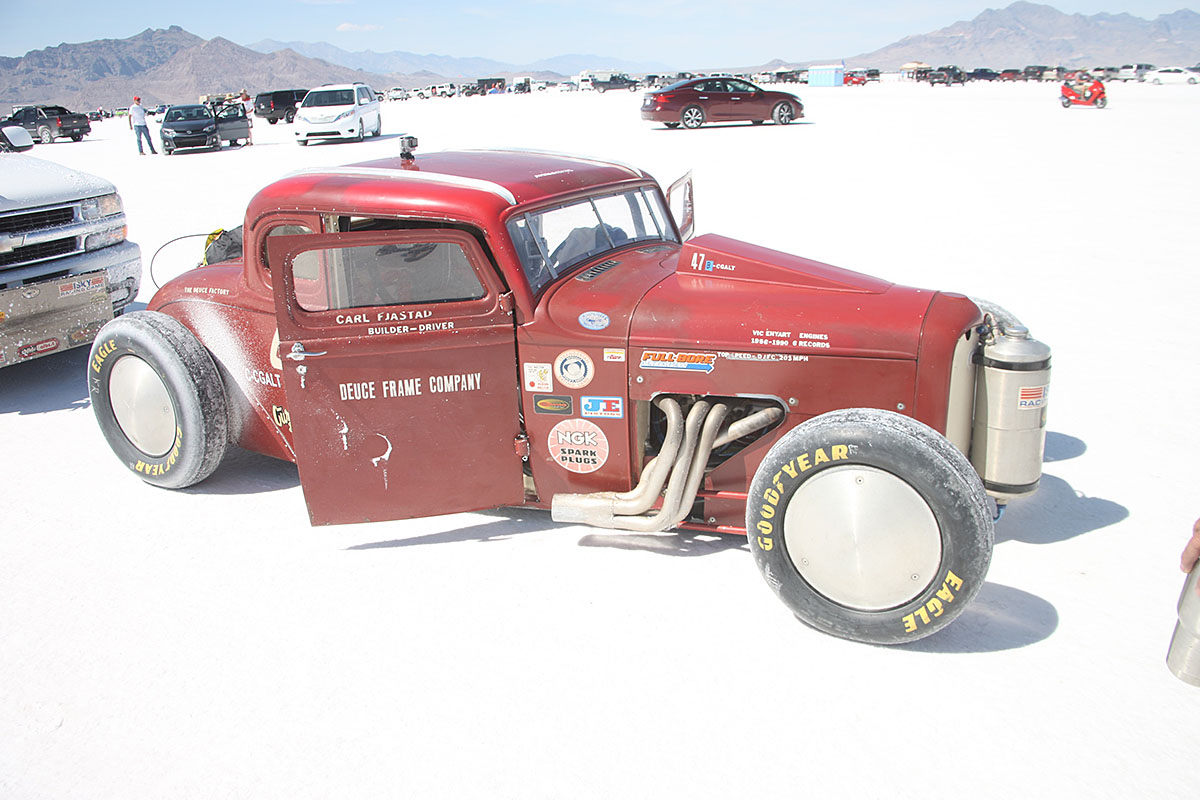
left=783, top=465, right=942, bottom=610
left=108, top=355, right=177, bottom=457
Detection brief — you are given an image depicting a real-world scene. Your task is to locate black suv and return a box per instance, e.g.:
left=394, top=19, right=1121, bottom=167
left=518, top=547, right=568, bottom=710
left=254, top=89, right=308, bottom=124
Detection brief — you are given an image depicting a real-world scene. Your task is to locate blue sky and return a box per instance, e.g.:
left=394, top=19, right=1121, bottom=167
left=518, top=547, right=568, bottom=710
left=2, top=1, right=1191, bottom=65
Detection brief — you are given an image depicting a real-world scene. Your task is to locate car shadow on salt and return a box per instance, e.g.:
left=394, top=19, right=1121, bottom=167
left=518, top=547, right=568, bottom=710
left=653, top=122, right=814, bottom=131
left=180, top=446, right=299, bottom=494
left=345, top=508, right=559, bottom=550
left=995, top=473, right=1128, bottom=545
left=1044, top=430, right=1086, bottom=461
left=577, top=530, right=747, bottom=556
left=0, top=346, right=91, bottom=414
left=894, top=581, right=1059, bottom=653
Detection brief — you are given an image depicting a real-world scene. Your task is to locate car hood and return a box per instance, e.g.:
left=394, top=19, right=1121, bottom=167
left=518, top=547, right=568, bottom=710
left=0, top=154, right=114, bottom=211
left=544, top=234, right=935, bottom=361
left=629, top=234, right=934, bottom=360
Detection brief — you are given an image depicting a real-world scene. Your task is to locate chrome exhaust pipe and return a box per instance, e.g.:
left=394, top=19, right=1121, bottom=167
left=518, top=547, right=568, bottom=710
left=552, top=400, right=783, bottom=532
left=553, top=400, right=709, bottom=530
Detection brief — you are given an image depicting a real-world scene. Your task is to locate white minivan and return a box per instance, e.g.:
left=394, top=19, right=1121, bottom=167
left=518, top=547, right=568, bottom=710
left=294, top=83, right=381, bottom=145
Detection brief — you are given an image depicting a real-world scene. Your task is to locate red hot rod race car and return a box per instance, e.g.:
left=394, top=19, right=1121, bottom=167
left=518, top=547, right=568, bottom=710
left=88, top=145, right=1051, bottom=645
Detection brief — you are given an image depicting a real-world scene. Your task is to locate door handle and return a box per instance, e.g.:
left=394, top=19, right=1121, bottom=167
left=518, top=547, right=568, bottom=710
left=286, top=342, right=328, bottom=361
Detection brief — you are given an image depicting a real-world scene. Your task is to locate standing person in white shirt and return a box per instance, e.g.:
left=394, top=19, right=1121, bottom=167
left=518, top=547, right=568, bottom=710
left=128, top=96, right=157, bottom=155
left=240, top=91, right=254, bottom=146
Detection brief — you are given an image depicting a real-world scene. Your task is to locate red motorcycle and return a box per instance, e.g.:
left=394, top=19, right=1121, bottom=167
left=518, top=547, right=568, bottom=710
left=1061, top=79, right=1107, bottom=108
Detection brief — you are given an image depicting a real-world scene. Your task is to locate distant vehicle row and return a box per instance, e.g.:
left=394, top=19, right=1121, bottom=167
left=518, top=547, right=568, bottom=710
left=917, top=63, right=1198, bottom=84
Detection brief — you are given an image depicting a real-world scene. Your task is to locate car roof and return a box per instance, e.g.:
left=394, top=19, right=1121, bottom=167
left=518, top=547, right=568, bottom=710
left=252, top=150, right=652, bottom=228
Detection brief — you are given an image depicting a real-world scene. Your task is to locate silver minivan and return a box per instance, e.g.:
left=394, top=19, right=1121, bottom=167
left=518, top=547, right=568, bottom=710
left=1117, top=63, right=1155, bottom=81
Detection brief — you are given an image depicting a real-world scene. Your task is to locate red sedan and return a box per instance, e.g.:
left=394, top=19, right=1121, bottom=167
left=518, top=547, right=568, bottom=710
left=641, top=77, right=803, bottom=129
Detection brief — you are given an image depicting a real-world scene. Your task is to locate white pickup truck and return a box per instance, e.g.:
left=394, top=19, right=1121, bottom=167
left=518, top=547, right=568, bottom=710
left=0, top=125, right=141, bottom=367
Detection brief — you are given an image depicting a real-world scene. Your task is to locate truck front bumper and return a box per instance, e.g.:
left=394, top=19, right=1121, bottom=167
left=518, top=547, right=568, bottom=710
left=0, top=240, right=141, bottom=367
left=0, top=270, right=114, bottom=367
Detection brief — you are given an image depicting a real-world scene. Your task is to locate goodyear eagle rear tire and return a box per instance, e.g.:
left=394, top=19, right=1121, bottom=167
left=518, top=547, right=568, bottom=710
left=746, top=408, right=993, bottom=644
left=88, top=311, right=228, bottom=489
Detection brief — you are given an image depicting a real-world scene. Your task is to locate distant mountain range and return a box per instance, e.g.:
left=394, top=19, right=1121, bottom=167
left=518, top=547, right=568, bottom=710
left=845, top=2, right=1200, bottom=69
left=245, top=40, right=671, bottom=80
left=2, top=4, right=1199, bottom=110
left=0, top=27, right=399, bottom=110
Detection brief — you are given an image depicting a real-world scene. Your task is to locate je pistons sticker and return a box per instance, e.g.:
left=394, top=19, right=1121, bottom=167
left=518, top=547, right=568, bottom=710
left=554, top=349, right=595, bottom=389
left=581, top=396, right=623, bottom=419
left=533, top=394, right=572, bottom=415
left=547, top=418, right=609, bottom=473
left=639, top=350, right=717, bottom=373
left=524, top=362, right=553, bottom=392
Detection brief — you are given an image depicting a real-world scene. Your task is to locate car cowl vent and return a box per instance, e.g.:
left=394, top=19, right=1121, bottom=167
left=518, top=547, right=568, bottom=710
left=637, top=245, right=674, bottom=254
left=575, top=260, right=620, bottom=281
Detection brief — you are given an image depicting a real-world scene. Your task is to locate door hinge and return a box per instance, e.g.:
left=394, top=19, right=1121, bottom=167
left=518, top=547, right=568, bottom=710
left=514, top=433, right=530, bottom=460
left=499, top=291, right=515, bottom=315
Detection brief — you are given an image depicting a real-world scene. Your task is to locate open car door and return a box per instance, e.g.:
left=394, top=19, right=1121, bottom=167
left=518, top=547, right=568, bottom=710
left=666, top=171, right=694, bottom=240
left=269, top=228, right=525, bottom=525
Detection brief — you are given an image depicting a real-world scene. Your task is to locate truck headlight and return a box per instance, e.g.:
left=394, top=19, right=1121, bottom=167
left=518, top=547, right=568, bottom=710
left=81, top=193, right=123, bottom=219
left=85, top=226, right=127, bottom=251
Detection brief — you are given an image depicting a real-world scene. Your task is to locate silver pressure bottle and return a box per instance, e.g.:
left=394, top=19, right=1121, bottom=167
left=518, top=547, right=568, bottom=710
left=1167, top=564, right=1200, bottom=685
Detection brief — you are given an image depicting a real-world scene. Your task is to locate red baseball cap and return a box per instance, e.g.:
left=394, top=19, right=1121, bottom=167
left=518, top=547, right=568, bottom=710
left=133, top=96, right=140, bottom=101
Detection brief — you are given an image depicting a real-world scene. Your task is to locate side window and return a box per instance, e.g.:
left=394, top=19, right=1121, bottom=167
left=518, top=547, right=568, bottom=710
left=263, top=224, right=314, bottom=271
left=292, top=239, right=486, bottom=312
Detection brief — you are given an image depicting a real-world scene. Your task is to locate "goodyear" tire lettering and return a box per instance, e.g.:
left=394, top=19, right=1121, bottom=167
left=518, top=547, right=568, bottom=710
left=902, top=571, right=964, bottom=633
left=132, top=427, right=183, bottom=476
left=752, top=444, right=852, bottom=553
left=770, top=444, right=851, bottom=494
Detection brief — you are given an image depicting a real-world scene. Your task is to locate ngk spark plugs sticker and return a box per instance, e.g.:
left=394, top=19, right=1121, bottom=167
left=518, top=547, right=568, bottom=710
left=581, top=396, right=624, bottom=419
left=547, top=418, right=609, bottom=473
left=603, top=348, right=625, bottom=362
left=533, top=394, right=573, bottom=415
left=578, top=311, right=611, bottom=331
left=554, top=349, right=595, bottom=389
left=639, top=350, right=717, bottom=373
left=524, top=362, right=553, bottom=392
left=1018, top=385, right=1048, bottom=410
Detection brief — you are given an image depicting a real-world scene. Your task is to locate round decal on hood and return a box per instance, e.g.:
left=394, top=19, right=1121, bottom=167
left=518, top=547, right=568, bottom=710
left=578, top=311, right=610, bottom=331
left=554, top=349, right=595, bottom=389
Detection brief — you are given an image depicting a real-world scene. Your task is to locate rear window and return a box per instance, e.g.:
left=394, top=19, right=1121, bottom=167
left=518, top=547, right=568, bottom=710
left=303, top=90, right=355, bottom=107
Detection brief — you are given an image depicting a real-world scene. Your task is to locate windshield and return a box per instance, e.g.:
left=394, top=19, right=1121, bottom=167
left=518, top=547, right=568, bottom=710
left=303, top=90, right=355, bottom=108
left=165, top=106, right=212, bottom=122
left=506, top=186, right=677, bottom=295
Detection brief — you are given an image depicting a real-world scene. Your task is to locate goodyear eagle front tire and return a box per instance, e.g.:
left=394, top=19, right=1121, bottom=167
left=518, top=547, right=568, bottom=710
left=88, top=311, right=228, bottom=489
left=747, top=408, right=993, bottom=644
